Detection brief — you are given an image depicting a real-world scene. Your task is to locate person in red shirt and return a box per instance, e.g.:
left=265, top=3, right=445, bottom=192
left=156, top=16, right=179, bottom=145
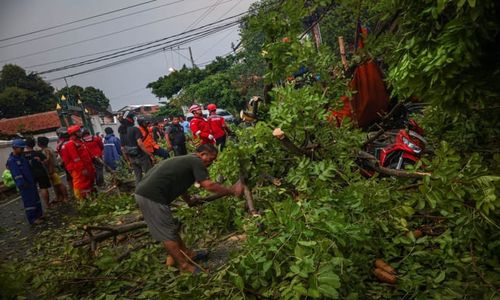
left=206, top=103, right=230, bottom=151
left=188, top=104, right=215, bottom=146
left=60, top=125, right=95, bottom=200
left=56, top=127, right=73, bottom=194
left=82, top=128, right=105, bottom=186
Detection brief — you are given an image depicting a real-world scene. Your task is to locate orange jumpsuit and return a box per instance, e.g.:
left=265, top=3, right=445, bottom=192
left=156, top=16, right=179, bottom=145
left=60, top=136, right=95, bottom=200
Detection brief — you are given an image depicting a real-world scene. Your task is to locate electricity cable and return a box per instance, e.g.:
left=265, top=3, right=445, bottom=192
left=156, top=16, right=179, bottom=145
left=0, top=0, right=235, bottom=64
left=32, top=9, right=250, bottom=72
left=0, top=0, right=159, bottom=42
left=0, top=0, right=186, bottom=49
left=36, top=19, right=241, bottom=74
left=183, top=0, right=223, bottom=32
left=44, top=22, right=240, bottom=81
left=42, top=1, right=280, bottom=80
left=196, top=0, right=244, bottom=59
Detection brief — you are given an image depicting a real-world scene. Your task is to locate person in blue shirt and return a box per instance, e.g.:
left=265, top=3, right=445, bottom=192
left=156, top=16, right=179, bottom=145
left=179, top=115, right=191, bottom=135
left=6, top=139, right=44, bottom=225
left=103, top=127, right=122, bottom=170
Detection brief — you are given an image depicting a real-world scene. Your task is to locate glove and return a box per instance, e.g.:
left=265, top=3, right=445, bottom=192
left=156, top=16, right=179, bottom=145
left=208, top=134, right=214, bottom=140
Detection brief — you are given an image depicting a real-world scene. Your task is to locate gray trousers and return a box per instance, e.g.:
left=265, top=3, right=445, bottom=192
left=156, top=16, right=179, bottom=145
left=130, top=154, right=152, bottom=183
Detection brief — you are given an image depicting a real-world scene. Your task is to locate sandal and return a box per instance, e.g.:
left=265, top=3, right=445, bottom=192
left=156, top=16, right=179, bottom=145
left=192, top=250, right=209, bottom=262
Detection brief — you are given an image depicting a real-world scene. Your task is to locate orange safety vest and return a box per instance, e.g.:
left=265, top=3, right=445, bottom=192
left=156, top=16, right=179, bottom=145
left=137, top=126, right=158, bottom=154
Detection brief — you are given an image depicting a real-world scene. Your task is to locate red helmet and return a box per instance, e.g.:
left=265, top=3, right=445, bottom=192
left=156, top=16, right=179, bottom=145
left=188, top=104, right=201, bottom=113
left=207, top=103, right=217, bottom=111
left=67, top=125, right=82, bottom=135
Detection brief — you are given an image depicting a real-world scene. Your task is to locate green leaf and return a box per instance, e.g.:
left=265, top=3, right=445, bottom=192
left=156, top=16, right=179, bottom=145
left=262, top=260, right=273, bottom=273
left=295, top=245, right=306, bottom=259
left=467, top=0, right=476, bottom=7
left=298, top=240, right=317, bottom=247
left=318, top=285, right=339, bottom=299
left=436, top=0, right=446, bottom=13
left=434, top=270, right=446, bottom=283
left=318, top=272, right=341, bottom=289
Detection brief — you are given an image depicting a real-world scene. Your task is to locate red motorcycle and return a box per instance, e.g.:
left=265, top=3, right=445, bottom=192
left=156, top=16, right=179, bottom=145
left=361, top=118, right=427, bottom=176
left=377, top=119, right=427, bottom=169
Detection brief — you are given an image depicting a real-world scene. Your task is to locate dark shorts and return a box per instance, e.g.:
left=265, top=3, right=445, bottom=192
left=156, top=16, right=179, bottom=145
left=34, top=173, right=51, bottom=189
left=173, top=144, right=187, bottom=156
left=135, top=194, right=180, bottom=242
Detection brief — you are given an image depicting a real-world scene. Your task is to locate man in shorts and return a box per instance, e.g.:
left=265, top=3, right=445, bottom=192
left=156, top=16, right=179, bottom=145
left=37, top=136, right=68, bottom=203
left=135, top=144, right=243, bottom=273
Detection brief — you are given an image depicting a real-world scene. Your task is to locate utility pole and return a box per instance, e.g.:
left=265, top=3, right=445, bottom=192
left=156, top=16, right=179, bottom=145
left=188, top=46, right=196, bottom=68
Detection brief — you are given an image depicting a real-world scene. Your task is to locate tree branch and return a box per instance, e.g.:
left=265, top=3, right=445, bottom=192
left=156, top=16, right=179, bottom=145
left=73, top=221, right=148, bottom=248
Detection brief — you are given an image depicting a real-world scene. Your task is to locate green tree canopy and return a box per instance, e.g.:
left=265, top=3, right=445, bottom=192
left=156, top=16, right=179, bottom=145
left=147, top=65, right=205, bottom=99
left=177, top=72, right=244, bottom=113
left=0, top=64, right=56, bottom=118
left=55, top=85, right=110, bottom=112
left=153, top=103, right=183, bottom=119
left=147, top=55, right=239, bottom=100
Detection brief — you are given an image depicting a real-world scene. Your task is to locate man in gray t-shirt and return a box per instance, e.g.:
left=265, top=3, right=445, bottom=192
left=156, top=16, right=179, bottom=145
left=135, top=144, right=243, bottom=273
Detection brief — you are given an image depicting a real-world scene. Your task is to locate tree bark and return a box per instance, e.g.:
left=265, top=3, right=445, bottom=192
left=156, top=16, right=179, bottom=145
left=73, top=221, right=147, bottom=248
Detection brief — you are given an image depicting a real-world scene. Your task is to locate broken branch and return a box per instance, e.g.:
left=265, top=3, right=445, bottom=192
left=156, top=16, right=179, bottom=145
left=73, top=221, right=148, bottom=248
left=273, top=128, right=312, bottom=157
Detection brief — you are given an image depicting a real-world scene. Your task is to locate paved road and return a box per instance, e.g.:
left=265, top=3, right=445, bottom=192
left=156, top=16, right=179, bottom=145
left=0, top=176, right=76, bottom=262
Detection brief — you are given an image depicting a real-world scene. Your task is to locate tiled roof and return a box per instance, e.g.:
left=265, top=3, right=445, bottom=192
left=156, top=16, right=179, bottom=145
left=0, top=111, right=82, bottom=135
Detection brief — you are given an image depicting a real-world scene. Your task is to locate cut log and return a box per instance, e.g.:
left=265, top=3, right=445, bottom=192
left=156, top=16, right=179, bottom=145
left=272, top=128, right=312, bottom=158
left=73, top=221, right=147, bottom=248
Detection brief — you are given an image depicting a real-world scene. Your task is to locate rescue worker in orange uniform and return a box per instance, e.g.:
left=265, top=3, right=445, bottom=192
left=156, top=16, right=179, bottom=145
left=188, top=104, right=215, bottom=146
left=136, top=117, right=169, bottom=161
left=60, top=125, right=95, bottom=200
left=206, top=103, right=230, bottom=151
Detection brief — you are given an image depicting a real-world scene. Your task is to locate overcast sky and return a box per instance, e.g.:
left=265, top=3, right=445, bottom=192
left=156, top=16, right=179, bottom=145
left=0, top=0, right=257, bottom=111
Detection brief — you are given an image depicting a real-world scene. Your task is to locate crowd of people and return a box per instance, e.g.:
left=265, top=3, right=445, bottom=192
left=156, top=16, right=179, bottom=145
left=5, top=103, right=232, bottom=227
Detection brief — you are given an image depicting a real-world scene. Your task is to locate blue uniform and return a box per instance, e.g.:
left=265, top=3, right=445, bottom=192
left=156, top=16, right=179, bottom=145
left=103, top=134, right=122, bottom=170
left=6, top=152, right=43, bottom=224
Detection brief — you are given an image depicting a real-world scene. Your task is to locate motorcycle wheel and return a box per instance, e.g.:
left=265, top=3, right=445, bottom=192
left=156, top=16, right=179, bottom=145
left=383, top=152, right=416, bottom=170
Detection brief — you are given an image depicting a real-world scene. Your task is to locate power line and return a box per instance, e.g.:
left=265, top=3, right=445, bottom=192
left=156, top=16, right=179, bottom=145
left=216, top=0, right=244, bottom=20
left=0, top=0, right=159, bottom=43
left=26, top=43, right=187, bottom=69
left=196, top=0, right=244, bottom=59
left=42, top=21, right=240, bottom=76
left=36, top=15, right=244, bottom=74
left=42, top=1, right=280, bottom=81
left=44, top=22, right=241, bottom=81
left=184, top=0, right=223, bottom=32
left=0, top=0, right=186, bottom=49
left=0, top=0, right=235, bottom=64
left=197, top=26, right=236, bottom=60
left=109, top=87, right=149, bottom=99
left=40, top=21, right=239, bottom=75
left=197, top=50, right=234, bottom=66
